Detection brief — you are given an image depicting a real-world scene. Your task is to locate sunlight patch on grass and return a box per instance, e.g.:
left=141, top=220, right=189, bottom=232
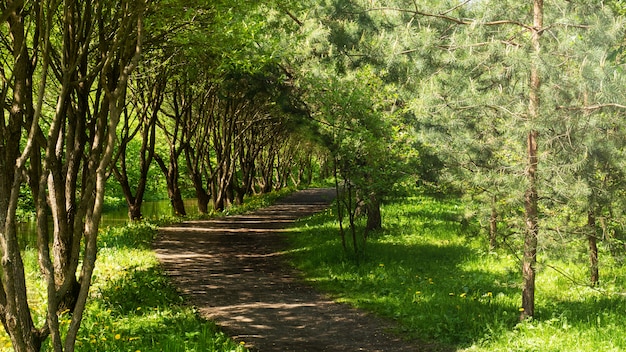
left=289, top=194, right=626, bottom=351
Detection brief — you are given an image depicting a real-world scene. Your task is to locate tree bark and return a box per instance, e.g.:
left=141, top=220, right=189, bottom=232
left=366, top=193, right=382, bottom=233
left=521, top=0, right=543, bottom=321
left=0, top=3, right=46, bottom=350
left=154, top=154, right=187, bottom=216
left=588, top=211, right=599, bottom=286
left=489, top=196, right=498, bottom=250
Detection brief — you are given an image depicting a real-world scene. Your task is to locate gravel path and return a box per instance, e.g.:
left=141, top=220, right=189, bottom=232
left=154, top=188, right=444, bottom=352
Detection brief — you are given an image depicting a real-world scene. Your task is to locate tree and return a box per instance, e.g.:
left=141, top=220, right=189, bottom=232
left=113, top=65, right=166, bottom=220
left=395, top=0, right=625, bottom=318
left=0, top=1, right=145, bottom=350
left=303, top=66, right=412, bottom=253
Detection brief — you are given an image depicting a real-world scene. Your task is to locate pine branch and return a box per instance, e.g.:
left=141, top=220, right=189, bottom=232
left=557, top=103, right=626, bottom=111
left=367, top=6, right=534, bottom=31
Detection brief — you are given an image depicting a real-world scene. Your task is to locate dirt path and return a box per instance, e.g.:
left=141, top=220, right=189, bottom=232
left=154, top=189, right=435, bottom=352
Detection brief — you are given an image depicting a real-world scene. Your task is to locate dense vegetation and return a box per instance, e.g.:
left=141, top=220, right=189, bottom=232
left=2, top=0, right=626, bottom=351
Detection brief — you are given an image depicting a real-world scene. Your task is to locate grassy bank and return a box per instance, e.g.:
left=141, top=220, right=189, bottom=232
left=0, top=222, right=248, bottom=352
left=287, top=195, right=626, bottom=351
left=70, top=221, right=249, bottom=352
left=1, top=189, right=298, bottom=351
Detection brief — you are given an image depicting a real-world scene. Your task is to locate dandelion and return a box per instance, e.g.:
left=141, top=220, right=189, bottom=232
left=449, top=292, right=455, bottom=296
left=460, top=292, right=467, bottom=298
left=519, top=307, right=525, bottom=312
left=115, top=334, right=121, bottom=340
left=415, top=291, right=421, bottom=295
left=487, top=292, right=493, bottom=297
left=240, top=341, right=245, bottom=345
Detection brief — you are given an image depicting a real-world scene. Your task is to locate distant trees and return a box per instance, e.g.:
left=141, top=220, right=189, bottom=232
left=111, top=1, right=318, bottom=217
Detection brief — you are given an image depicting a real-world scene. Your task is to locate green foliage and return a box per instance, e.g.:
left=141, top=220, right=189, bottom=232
left=16, top=184, right=36, bottom=222
left=288, top=194, right=626, bottom=350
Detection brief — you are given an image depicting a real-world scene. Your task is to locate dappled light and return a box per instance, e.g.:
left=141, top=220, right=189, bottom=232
left=155, top=189, right=430, bottom=351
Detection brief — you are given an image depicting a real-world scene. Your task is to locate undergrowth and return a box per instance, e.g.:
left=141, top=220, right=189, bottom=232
left=288, top=194, right=626, bottom=351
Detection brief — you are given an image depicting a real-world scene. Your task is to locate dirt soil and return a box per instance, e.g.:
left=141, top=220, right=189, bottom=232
left=154, top=188, right=448, bottom=352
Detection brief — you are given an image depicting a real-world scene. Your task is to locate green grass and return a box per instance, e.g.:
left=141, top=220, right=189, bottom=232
left=46, top=222, right=248, bottom=352
left=1, top=189, right=302, bottom=352
left=0, top=221, right=247, bottom=352
left=287, top=195, right=626, bottom=351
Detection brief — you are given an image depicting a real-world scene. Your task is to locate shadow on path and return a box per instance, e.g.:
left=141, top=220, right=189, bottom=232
left=155, top=188, right=429, bottom=351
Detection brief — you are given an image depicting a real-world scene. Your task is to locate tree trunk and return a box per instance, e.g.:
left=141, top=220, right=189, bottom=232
left=366, top=193, right=382, bottom=233
left=0, top=5, right=47, bottom=350
left=196, top=190, right=211, bottom=214
left=334, top=159, right=347, bottom=252
left=128, top=203, right=143, bottom=221
left=489, top=196, right=498, bottom=250
left=588, top=211, right=599, bottom=286
left=186, top=151, right=212, bottom=214
left=521, top=0, right=543, bottom=321
left=154, top=154, right=186, bottom=216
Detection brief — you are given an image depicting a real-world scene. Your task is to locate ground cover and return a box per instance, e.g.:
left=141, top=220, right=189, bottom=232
left=0, top=189, right=297, bottom=352
left=0, top=220, right=248, bottom=352
left=288, top=194, right=626, bottom=351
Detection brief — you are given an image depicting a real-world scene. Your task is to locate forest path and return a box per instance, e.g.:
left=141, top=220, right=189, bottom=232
left=155, top=188, right=440, bottom=351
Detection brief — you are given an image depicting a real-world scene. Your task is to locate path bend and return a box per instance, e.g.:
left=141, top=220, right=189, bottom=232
left=155, top=188, right=432, bottom=352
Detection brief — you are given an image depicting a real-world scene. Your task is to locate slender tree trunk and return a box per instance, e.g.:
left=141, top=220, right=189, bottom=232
left=366, top=193, right=382, bottom=233
left=154, top=154, right=186, bottom=216
left=334, top=159, right=347, bottom=252
left=588, top=211, right=599, bottom=286
left=347, top=185, right=358, bottom=254
left=521, top=0, right=543, bottom=321
left=489, top=196, right=498, bottom=250
left=1, top=5, right=46, bottom=350
left=185, top=143, right=212, bottom=214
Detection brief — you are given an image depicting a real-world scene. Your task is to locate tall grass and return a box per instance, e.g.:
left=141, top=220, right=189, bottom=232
left=288, top=195, right=626, bottom=351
